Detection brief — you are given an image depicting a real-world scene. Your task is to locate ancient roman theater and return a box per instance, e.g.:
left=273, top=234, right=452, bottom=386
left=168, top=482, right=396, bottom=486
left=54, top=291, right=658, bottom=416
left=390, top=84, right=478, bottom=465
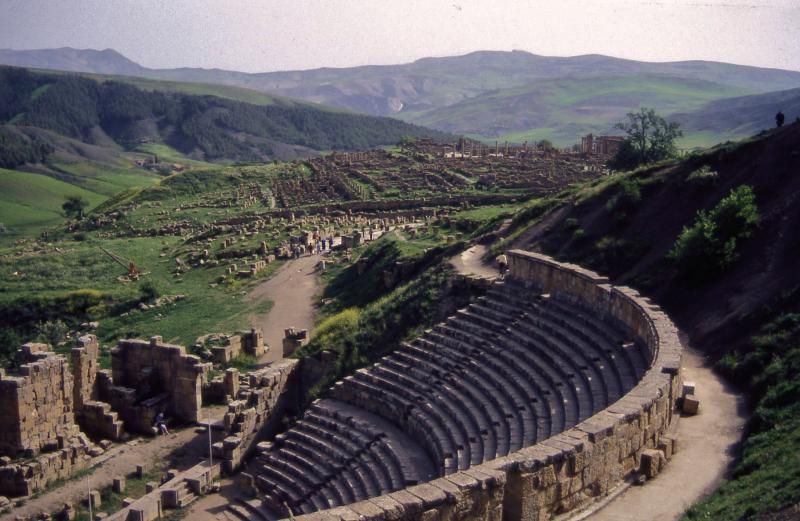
left=232, top=250, right=682, bottom=520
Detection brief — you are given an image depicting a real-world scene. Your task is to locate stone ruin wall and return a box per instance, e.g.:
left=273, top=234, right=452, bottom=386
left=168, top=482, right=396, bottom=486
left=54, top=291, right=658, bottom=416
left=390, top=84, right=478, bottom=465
left=0, top=344, right=100, bottom=497
left=213, top=359, right=299, bottom=473
left=287, top=250, right=682, bottom=521
left=98, top=361, right=299, bottom=521
left=108, top=336, right=209, bottom=429
left=0, top=345, right=79, bottom=458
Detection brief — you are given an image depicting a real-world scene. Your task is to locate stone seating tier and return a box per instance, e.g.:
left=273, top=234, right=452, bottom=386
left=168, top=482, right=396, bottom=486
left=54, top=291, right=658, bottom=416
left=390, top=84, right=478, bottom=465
left=246, top=274, right=655, bottom=519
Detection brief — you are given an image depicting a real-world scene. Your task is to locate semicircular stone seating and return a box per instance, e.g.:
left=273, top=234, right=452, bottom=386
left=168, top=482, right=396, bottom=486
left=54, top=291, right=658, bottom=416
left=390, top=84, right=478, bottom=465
left=232, top=251, right=671, bottom=521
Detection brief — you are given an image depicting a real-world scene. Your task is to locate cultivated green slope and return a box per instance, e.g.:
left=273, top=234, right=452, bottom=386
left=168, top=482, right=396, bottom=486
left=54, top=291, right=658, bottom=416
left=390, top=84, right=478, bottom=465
left=400, top=75, right=749, bottom=145
left=0, top=167, right=105, bottom=230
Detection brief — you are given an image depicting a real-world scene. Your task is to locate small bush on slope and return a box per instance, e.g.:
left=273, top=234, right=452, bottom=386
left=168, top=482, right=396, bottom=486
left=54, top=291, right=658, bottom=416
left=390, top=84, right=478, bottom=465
left=668, top=185, right=759, bottom=282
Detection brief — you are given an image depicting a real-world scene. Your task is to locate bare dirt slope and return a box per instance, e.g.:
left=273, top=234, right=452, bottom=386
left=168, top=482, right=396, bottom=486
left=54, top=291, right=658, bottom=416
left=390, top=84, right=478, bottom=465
left=511, top=122, right=800, bottom=357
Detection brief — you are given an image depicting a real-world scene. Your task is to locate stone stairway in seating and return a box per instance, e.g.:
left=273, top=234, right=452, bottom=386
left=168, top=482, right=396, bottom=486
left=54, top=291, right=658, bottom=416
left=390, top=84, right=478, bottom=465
left=242, top=278, right=651, bottom=519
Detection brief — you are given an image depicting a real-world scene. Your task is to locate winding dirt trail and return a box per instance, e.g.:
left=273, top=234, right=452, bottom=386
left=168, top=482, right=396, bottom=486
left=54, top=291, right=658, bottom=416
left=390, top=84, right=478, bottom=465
left=246, top=254, right=322, bottom=363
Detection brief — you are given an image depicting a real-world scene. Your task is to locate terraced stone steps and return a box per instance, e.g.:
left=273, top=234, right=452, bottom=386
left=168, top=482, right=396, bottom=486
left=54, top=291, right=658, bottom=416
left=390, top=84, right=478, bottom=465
left=242, top=277, right=651, bottom=519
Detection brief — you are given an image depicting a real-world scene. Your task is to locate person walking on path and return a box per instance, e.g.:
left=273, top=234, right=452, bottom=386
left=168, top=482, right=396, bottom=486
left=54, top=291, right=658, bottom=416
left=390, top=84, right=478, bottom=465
left=495, top=253, right=508, bottom=279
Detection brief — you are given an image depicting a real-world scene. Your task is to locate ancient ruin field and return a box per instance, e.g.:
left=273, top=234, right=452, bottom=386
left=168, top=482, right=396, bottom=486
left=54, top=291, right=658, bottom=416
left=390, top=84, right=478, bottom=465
left=0, top=125, right=798, bottom=521
left=0, top=144, right=598, bottom=358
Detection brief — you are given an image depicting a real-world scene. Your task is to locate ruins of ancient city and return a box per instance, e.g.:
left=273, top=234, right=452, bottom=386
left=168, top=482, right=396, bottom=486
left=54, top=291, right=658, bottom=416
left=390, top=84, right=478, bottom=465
left=0, top=135, right=716, bottom=521
left=1, top=6, right=797, bottom=520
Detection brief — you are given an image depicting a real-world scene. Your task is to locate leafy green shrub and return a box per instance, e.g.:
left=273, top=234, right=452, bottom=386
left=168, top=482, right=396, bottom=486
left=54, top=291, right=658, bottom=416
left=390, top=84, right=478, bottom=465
left=668, top=185, right=759, bottom=281
left=139, top=280, right=160, bottom=303
left=34, top=319, right=68, bottom=347
left=686, top=164, right=719, bottom=184
left=605, top=177, right=642, bottom=219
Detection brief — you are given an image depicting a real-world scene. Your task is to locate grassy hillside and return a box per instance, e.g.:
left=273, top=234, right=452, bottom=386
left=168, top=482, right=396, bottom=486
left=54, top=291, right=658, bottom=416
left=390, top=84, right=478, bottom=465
left=672, top=87, right=800, bottom=147
left=0, top=167, right=106, bottom=232
left=494, top=122, right=800, bottom=519
left=59, top=70, right=342, bottom=110
left=0, top=66, right=453, bottom=165
left=401, top=75, right=749, bottom=145
left=0, top=66, right=452, bottom=231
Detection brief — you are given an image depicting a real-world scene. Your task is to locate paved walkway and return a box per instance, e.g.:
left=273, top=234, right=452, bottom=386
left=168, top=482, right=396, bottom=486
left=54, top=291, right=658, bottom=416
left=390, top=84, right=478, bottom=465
left=583, top=345, right=747, bottom=520
left=247, top=254, right=322, bottom=363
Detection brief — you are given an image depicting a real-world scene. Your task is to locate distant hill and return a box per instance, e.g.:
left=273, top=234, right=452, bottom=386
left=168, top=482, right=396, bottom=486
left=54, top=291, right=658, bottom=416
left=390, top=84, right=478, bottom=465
left=2, top=48, right=799, bottom=146
left=0, top=65, right=451, bottom=235
left=671, top=87, right=800, bottom=140
left=401, top=74, right=751, bottom=145
left=0, top=66, right=451, bottom=166
left=0, top=47, right=146, bottom=76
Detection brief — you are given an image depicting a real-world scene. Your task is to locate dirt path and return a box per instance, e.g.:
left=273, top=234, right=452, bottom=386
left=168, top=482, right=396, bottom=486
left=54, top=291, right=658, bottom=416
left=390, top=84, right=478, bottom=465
left=449, top=243, right=499, bottom=280
left=1, top=416, right=224, bottom=521
left=581, top=344, right=748, bottom=521
left=247, top=255, right=322, bottom=363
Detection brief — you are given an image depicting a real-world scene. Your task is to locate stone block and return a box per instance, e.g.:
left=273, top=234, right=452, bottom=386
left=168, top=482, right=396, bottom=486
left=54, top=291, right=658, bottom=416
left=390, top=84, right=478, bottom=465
left=145, top=482, right=158, bottom=493
left=89, top=489, right=102, bottom=509
left=682, top=381, right=696, bottom=398
left=639, top=449, right=665, bottom=479
left=61, top=503, right=75, bottom=520
left=135, top=463, right=147, bottom=478
left=112, top=476, right=125, bottom=493
left=682, top=394, right=700, bottom=415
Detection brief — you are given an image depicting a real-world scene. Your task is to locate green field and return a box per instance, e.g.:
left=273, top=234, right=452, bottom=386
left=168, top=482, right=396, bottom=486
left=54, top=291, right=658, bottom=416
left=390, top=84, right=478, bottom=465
left=405, top=75, right=751, bottom=147
left=0, top=168, right=106, bottom=233
left=135, top=143, right=217, bottom=168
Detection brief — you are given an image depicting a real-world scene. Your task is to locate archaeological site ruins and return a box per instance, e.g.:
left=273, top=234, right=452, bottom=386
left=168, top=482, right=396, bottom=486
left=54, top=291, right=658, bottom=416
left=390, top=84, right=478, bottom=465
left=0, top=248, right=683, bottom=521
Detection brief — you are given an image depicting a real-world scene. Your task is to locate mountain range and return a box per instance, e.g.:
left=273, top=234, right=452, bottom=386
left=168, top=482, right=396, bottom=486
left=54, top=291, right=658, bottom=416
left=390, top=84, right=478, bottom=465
left=2, top=47, right=800, bottom=146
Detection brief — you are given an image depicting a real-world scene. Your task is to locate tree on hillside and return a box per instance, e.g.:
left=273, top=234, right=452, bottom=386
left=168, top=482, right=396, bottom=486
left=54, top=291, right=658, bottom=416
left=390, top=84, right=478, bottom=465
left=62, top=195, right=88, bottom=220
left=609, top=108, right=682, bottom=170
left=398, top=135, right=416, bottom=151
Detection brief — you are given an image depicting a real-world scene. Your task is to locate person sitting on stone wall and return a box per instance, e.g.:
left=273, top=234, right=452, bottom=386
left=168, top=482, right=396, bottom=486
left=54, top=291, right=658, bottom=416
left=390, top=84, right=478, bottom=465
left=154, top=411, right=169, bottom=435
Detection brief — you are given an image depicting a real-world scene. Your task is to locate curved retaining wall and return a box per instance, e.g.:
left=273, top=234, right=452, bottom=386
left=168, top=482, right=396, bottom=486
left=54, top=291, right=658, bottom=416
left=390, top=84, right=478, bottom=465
left=288, top=250, right=682, bottom=521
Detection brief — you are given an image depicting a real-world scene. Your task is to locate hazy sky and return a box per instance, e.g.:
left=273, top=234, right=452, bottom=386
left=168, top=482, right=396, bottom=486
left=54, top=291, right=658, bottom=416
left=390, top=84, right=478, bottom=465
left=1, top=0, right=798, bottom=73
